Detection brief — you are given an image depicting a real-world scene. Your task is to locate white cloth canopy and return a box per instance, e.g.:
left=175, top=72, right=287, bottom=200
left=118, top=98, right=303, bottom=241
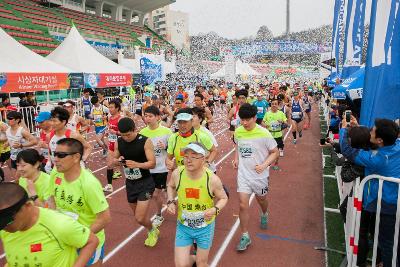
left=0, top=27, right=71, bottom=73
left=118, top=58, right=141, bottom=74
left=47, top=26, right=131, bottom=74
left=210, top=59, right=260, bottom=78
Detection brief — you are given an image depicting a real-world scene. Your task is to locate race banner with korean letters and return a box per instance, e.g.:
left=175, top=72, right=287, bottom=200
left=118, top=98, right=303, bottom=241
left=342, top=0, right=366, bottom=79
left=360, top=0, right=400, bottom=127
left=84, top=73, right=132, bottom=88
left=0, top=73, right=69, bottom=92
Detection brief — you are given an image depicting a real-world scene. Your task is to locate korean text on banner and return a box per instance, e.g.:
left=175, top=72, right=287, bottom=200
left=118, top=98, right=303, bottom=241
left=0, top=73, right=69, bottom=92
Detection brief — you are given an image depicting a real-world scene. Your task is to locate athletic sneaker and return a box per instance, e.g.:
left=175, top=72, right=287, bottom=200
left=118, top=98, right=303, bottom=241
left=236, top=234, right=251, bottom=251
left=293, top=139, right=297, bottom=144
left=144, top=227, right=160, bottom=247
left=279, top=150, right=284, bottom=157
left=299, top=131, right=303, bottom=138
left=260, top=212, right=269, bottom=229
left=152, top=215, right=164, bottom=227
left=272, top=165, right=280, bottom=171
left=103, top=184, right=113, bottom=193
left=113, top=171, right=121, bottom=179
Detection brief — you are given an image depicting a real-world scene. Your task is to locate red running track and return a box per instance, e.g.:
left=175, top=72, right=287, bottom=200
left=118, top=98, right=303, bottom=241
left=0, top=107, right=325, bottom=267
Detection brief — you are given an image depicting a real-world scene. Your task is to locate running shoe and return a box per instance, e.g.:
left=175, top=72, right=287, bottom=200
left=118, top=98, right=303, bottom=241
left=260, top=212, right=269, bottom=229
left=299, top=131, right=303, bottom=138
left=272, top=165, right=280, bottom=171
left=293, top=139, right=297, bottom=144
left=144, top=227, right=160, bottom=247
left=113, top=171, right=121, bottom=179
left=279, top=150, right=284, bottom=157
left=152, top=215, right=164, bottom=228
left=103, top=184, right=113, bottom=193
left=236, top=234, right=251, bottom=251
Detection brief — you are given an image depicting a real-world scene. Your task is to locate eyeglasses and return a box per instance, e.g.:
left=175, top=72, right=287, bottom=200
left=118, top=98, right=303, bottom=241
left=53, top=151, right=78, bottom=158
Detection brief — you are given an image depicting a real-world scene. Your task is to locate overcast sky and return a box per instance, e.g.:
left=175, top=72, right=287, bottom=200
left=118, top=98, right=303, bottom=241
left=170, top=0, right=334, bottom=38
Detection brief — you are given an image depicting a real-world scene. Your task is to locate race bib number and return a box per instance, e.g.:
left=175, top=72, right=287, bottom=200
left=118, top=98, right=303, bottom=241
left=124, top=167, right=142, bottom=180
left=239, top=145, right=253, bottom=158
left=182, top=210, right=207, bottom=229
left=154, top=148, right=162, bottom=157
left=61, top=210, right=79, bottom=221
left=304, top=103, right=311, bottom=109
left=270, top=121, right=281, bottom=132
left=292, top=112, right=302, bottom=119
left=94, top=115, right=102, bottom=123
left=257, top=106, right=264, bottom=114
left=108, top=133, right=117, bottom=142
left=84, top=105, right=91, bottom=112
left=10, top=148, right=20, bottom=160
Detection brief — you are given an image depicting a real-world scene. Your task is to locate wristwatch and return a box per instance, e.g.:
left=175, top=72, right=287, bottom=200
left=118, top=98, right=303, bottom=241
left=167, top=199, right=176, bottom=206
left=214, top=206, right=220, bottom=215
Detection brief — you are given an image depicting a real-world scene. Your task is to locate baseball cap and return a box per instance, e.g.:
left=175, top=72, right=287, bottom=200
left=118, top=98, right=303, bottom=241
left=63, top=100, right=75, bottom=107
left=182, top=143, right=207, bottom=156
left=151, top=95, right=158, bottom=100
left=176, top=113, right=193, bottom=122
left=35, top=111, right=51, bottom=123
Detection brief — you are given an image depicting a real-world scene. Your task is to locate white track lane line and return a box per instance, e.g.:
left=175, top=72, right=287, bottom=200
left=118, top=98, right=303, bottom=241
left=103, top=130, right=234, bottom=263
left=210, top=125, right=293, bottom=267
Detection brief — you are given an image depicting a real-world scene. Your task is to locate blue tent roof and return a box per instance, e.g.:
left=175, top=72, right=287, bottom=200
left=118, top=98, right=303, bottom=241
left=327, top=71, right=339, bottom=87
left=331, top=67, right=364, bottom=100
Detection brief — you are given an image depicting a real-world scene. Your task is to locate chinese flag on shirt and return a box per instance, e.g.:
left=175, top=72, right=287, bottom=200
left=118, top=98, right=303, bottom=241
left=185, top=188, right=200, bottom=199
left=30, top=243, right=42, bottom=253
left=55, top=177, right=62, bottom=185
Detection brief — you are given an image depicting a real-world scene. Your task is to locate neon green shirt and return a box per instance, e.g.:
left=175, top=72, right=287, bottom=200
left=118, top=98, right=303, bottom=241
left=48, top=168, right=109, bottom=248
left=167, top=130, right=213, bottom=166
left=0, top=208, right=90, bottom=267
left=19, top=171, right=50, bottom=202
left=263, top=110, right=287, bottom=138
left=140, top=125, right=172, bottom=173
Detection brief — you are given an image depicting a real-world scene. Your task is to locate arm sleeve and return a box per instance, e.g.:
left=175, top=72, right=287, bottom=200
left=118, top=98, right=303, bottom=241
left=57, top=214, right=91, bottom=249
left=265, top=137, right=277, bottom=151
left=85, top=177, right=109, bottom=214
left=339, top=128, right=360, bottom=162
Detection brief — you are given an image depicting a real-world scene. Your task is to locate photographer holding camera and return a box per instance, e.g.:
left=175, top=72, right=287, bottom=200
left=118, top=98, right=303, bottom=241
left=339, top=116, right=400, bottom=266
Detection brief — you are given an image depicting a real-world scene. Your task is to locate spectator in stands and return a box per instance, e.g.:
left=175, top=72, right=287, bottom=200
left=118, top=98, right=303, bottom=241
left=340, top=118, right=400, bottom=267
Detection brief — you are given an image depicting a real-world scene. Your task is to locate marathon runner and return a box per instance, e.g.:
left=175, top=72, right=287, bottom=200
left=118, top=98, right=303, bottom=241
left=167, top=142, right=228, bottom=267
left=302, top=92, right=312, bottom=129
left=233, top=103, right=279, bottom=251
left=194, top=93, right=213, bottom=128
left=0, top=182, right=99, bottom=267
left=140, top=106, right=172, bottom=227
left=48, top=138, right=111, bottom=267
left=90, top=96, right=109, bottom=157
left=35, top=111, right=52, bottom=171
left=81, top=88, right=92, bottom=120
left=228, top=89, right=248, bottom=141
left=97, top=90, right=109, bottom=107
left=253, top=93, right=269, bottom=125
left=63, top=100, right=88, bottom=134
left=112, top=117, right=160, bottom=247
left=151, top=95, right=173, bottom=126
left=290, top=91, right=305, bottom=144
left=0, top=120, right=10, bottom=181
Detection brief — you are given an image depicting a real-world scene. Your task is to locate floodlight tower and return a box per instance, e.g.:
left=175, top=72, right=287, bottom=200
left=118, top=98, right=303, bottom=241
left=286, top=0, right=290, bottom=39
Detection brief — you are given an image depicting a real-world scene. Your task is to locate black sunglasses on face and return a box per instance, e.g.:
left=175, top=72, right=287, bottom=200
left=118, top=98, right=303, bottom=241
left=6, top=117, right=15, bottom=120
left=53, top=151, right=78, bottom=158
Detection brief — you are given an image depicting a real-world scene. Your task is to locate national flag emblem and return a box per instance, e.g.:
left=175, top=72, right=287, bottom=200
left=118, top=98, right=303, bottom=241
left=30, top=243, right=42, bottom=253
left=185, top=188, right=200, bottom=199
left=55, top=177, right=62, bottom=185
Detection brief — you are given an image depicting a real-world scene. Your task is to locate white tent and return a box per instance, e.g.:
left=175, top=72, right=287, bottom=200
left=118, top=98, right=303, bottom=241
left=47, top=26, right=131, bottom=74
left=0, top=27, right=71, bottom=73
left=210, top=59, right=260, bottom=78
left=118, top=58, right=141, bottom=74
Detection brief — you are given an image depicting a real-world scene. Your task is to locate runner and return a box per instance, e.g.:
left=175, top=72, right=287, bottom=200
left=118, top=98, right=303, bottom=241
left=0, top=182, right=99, bottom=267
left=112, top=117, right=160, bottom=247
left=290, top=91, right=305, bottom=144
left=103, top=99, right=123, bottom=193
left=16, top=149, right=50, bottom=207
left=63, top=100, right=88, bottom=134
left=35, top=111, right=52, bottom=170
left=302, top=92, right=312, bottom=129
left=134, top=92, right=144, bottom=123
left=194, top=93, right=213, bottom=128
left=48, top=138, right=111, bottom=267
left=228, top=89, right=248, bottom=141
left=81, top=88, right=92, bottom=120
left=166, top=108, right=217, bottom=170
left=253, top=93, right=269, bottom=125
left=46, top=107, right=92, bottom=173
left=5, top=111, right=38, bottom=179
left=151, top=95, right=173, bottom=126
left=97, top=90, right=109, bottom=107
left=166, top=142, right=228, bottom=267
left=263, top=99, right=288, bottom=169
left=140, top=105, right=172, bottom=227
left=90, top=96, right=109, bottom=157
left=233, top=103, right=279, bottom=251
left=0, top=120, right=10, bottom=181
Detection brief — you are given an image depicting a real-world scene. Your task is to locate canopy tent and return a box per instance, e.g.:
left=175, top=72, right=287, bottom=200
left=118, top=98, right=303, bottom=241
left=47, top=26, right=132, bottom=88
left=210, top=59, right=260, bottom=78
left=118, top=58, right=141, bottom=74
left=327, top=71, right=339, bottom=87
left=331, top=67, right=364, bottom=100
left=0, top=28, right=71, bottom=92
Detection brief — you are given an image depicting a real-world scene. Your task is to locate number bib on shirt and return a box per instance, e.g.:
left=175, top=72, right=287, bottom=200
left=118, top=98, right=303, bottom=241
left=10, top=148, right=20, bottom=160
left=124, top=167, right=142, bottom=180
left=238, top=144, right=254, bottom=158
left=181, top=210, right=207, bottom=229
left=154, top=148, right=162, bottom=157
left=292, top=112, right=302, bottom=119
left=257, top=106, right=264, bottom=114
left=108, top=133, right=117, bottom=142
left=270, top=121, right=281, bottom=132
left=84, top=105, right=91, bottom=112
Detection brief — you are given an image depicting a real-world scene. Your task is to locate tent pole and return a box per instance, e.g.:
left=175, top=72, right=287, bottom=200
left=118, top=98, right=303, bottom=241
left=46, top=91, right=50, bottom=103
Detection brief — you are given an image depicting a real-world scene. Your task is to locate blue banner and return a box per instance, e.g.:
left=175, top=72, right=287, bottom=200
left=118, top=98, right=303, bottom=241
left=332, top=0, right=347, bottom=75
left=342, top=0, right=366, bottom=79
left=331, top=0, right=341, bottom=72
left=360, top=0, right=400, bottom=127
left=139, top=57, right=162, bottom=85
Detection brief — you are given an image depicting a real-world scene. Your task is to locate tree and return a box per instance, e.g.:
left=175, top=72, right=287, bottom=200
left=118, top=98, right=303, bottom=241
left=256, top=26, right=273, bottom=41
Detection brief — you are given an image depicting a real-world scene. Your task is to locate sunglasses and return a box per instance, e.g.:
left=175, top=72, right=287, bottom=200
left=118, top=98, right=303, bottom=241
left=6, top=117, right=15, bottom=120
left=53, top=151, right=78, bottom=158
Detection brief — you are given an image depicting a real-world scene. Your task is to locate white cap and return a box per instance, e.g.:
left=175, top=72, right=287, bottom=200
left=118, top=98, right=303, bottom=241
left=176, top=113, right=193, bottom=121
left=182, top=143, right=207, bottom=156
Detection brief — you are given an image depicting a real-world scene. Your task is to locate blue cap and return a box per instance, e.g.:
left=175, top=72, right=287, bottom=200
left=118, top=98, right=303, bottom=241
left=35, top=111, right=51, bottom=123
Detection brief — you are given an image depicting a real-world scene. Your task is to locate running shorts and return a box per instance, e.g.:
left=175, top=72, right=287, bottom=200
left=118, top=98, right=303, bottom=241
left=125, top=177, right=155, bottom=203
left=175, top=221, right=215, bottom=250
left=0, top=151, right=10, bottom=163
left=274, top=137, right=284, bottom=149
left=237, top=175, right=269, bottom=196
left=151, top=172, right=168, bottom=190
left=78, top=244, right=104, bottom=266
left=291, top=118, right=303, bottom=124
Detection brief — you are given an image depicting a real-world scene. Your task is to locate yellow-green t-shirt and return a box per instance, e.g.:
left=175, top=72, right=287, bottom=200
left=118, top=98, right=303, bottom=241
left=263, top=111, right=287, bottom=138
left=167, top=130, right=213, bottom=166
left=0, top=208, right=90, bottom=267
left=48, top=168, right=109, bottom=248
left=19, top=171, right=51, bottom=202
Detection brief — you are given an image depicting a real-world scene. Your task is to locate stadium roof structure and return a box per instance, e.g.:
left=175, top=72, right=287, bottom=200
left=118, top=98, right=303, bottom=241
left=86, top=0, right=176, bottom=13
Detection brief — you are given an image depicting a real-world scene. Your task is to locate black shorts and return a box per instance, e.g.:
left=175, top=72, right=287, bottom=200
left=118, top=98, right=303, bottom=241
left=10, top=159, right=17, bottom=169
left=126, top=177, right=155, bottom=203
left=291, top=118, right=303, bottom=124
left=256, top=118, right=263, bottom=125
left=220, top=100, right=226, bottom=105
left=84, top=113, right=91, bottom=120
left=274, top=137, right=284, bottom=149
left=135, top=109, right=142, bottom=116
left=0, top=151, right=10, bottom=163
left=151, top=172, right=168, bottom=190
